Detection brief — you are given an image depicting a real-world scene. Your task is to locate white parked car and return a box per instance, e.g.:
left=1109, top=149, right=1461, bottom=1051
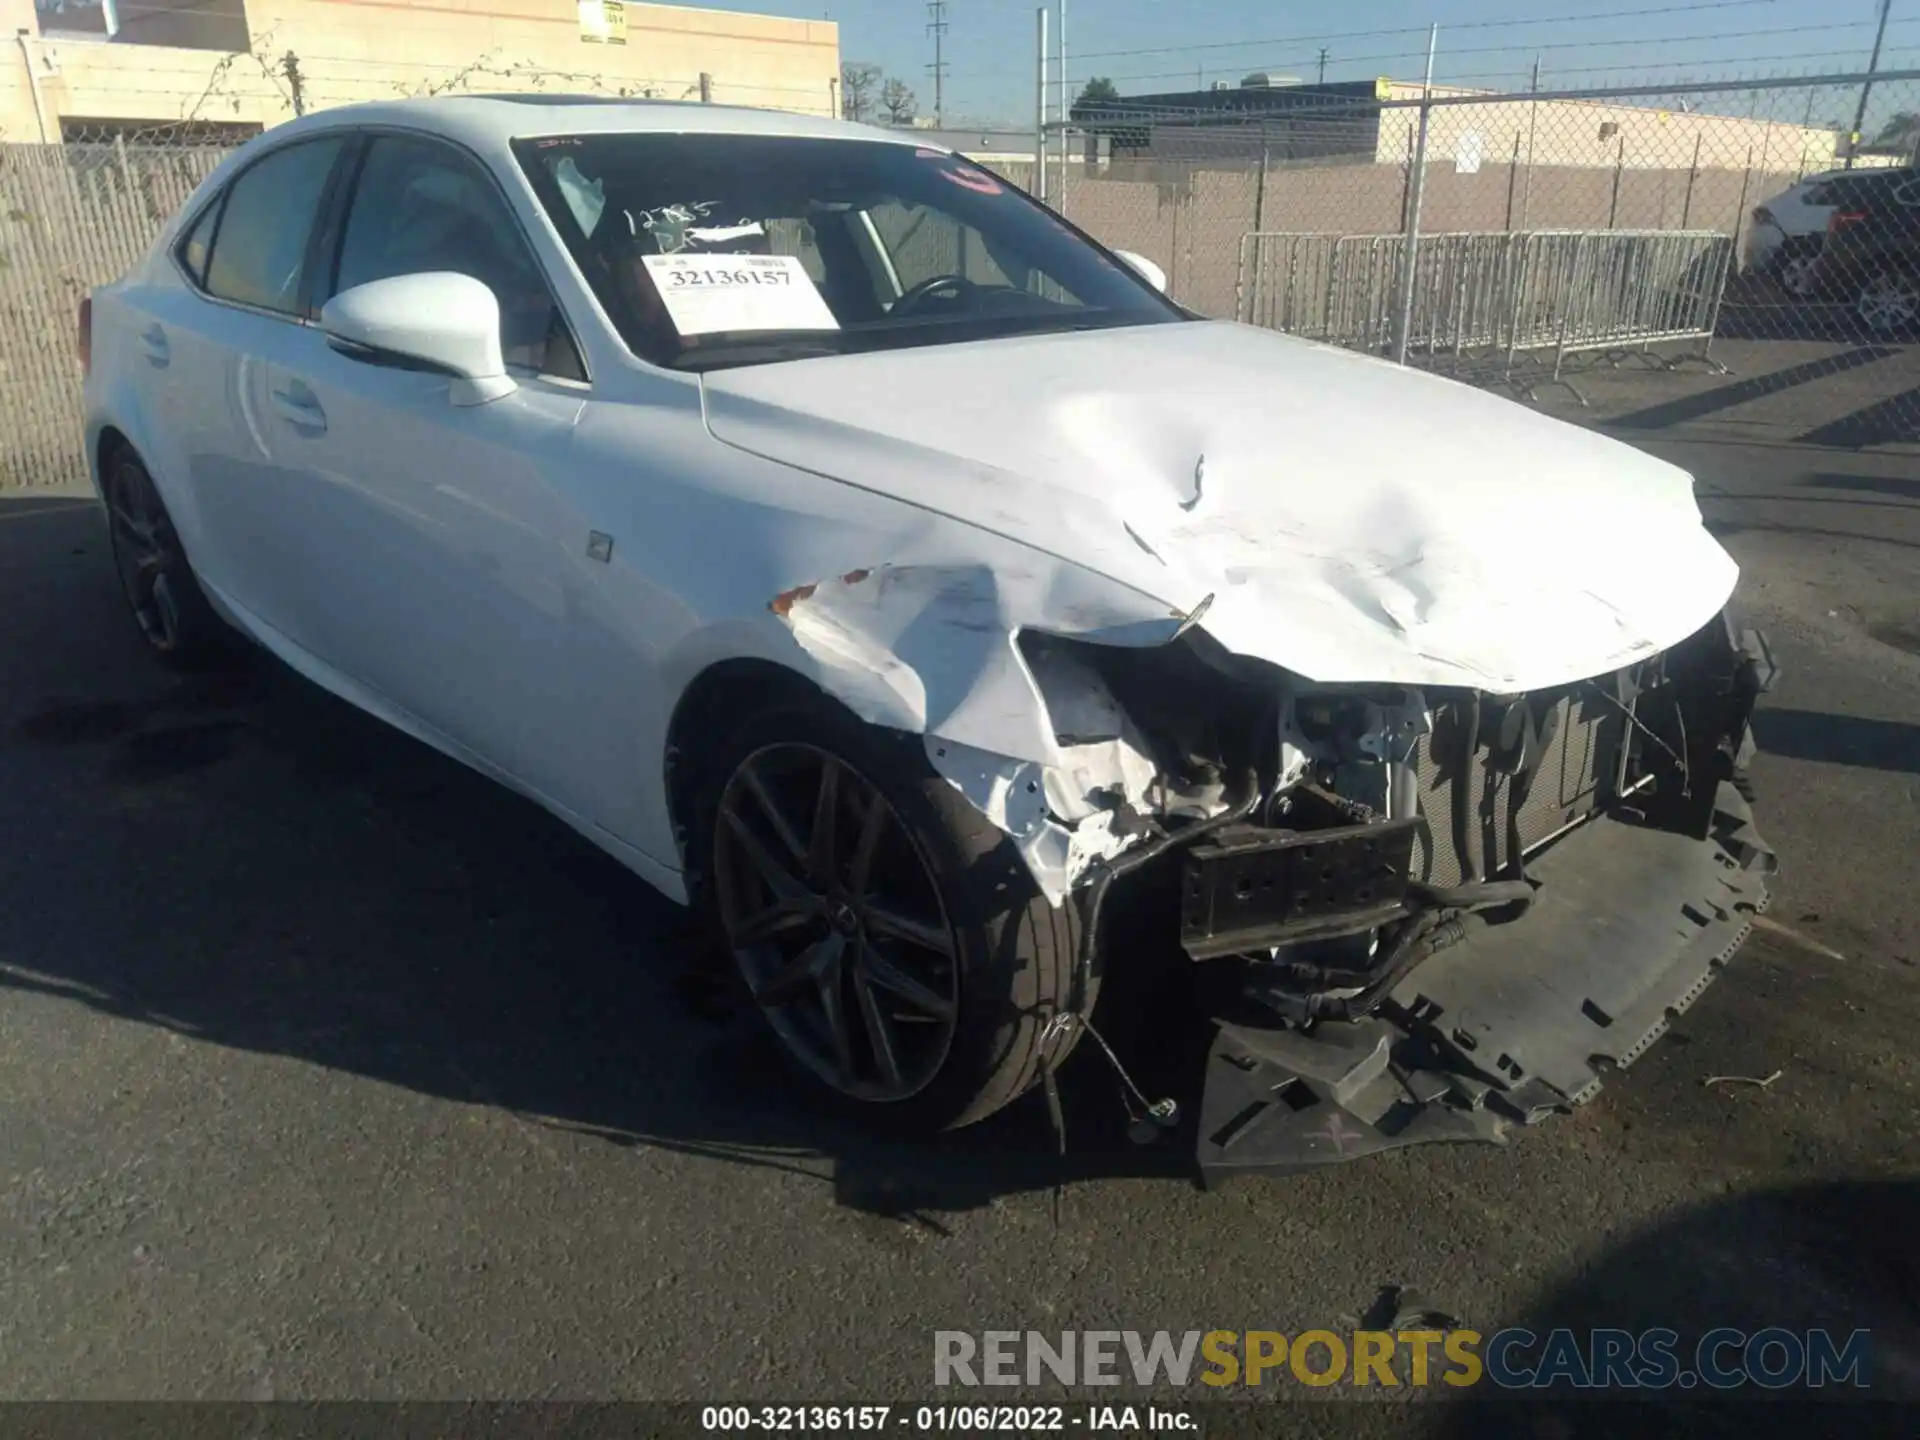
left=1745, top=170, right=1849, bottom=294
left=1746, top=166, right=1916, bottom=296
left=81, top=97, right=1776, bottom=1177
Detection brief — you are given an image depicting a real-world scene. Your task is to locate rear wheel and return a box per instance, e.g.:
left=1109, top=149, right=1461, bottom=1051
left=1770, top=240, right=1820, bottom=298
left=692, top=693, right=1088, bottom=1131
left=102, top=445, right=228, bottom=667
left=1856, top=269, right=1920, bottom=335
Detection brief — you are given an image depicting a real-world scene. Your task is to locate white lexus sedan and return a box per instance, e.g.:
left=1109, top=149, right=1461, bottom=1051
left=82, top=96, right=1777, bottom=1177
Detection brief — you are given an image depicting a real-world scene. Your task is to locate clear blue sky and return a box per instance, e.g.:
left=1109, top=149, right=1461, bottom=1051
left=691, top=0, right=1917, bottom=124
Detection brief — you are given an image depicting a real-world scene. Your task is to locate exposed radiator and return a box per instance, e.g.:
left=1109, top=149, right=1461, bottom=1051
left=1409, top=689, right=1628, bottom=889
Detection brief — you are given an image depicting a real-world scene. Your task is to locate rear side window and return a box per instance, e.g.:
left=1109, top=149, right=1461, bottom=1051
left=203, top=137, right=343, bottom=315
left=176, top=200, right=221, bottom=284
left=1803, top=184, right=1833, bottom=206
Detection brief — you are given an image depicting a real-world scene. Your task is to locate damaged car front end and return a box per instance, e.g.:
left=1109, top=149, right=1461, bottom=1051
left=943, top=612, right=1777, bottom=1179
left=701, top=314, right=1780, bottom=1177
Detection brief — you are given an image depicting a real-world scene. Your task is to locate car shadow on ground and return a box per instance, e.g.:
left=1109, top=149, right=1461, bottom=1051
left=1794, top=386, right=1920, bottom=448
left=1595, top=348, right=1904, bottom=433
left=1415, top=1178, right=1920, bottom=1434
left=0, top=501, right=1212, bottom=1230
left=1753, top=708, right=1920, bottom=774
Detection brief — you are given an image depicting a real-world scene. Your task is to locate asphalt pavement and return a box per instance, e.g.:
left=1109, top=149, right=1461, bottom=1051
left=2, top=360, right=1917, bottom=1426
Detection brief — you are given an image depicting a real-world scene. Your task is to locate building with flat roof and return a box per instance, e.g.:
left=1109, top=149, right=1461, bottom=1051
left=3, top=0, right=839, bottom=143
left=1073, top=77, right=1851, bottom=177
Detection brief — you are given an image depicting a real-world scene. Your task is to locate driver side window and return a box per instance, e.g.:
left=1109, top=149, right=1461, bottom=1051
left=329, top=135, right=583, bottom=377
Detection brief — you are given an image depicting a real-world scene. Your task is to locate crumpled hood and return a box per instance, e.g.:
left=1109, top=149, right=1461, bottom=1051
left=700, top=320, right=1738, bottom=692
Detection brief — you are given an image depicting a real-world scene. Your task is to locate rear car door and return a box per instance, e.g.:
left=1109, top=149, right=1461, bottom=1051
left=245, top=129, right=600, bottom=814
left=146, top=134, right=347, bottom=627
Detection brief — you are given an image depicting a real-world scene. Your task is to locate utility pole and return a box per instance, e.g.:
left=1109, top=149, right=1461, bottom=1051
left=1034, top=7, right=1048, bottom=202
left=1845, top=0, right=1893, bottom=169
left=1317, top=47, right=1328, bottom=85
left=927, top=0, right=949, bottom=127
left=1058, top=0, right=1068, bottom=181
left=1390, top=24, right=1437, bottom=367
left=282, top=51, right=306, bottom=116
left=1521, top=54, right=1540, bottom=228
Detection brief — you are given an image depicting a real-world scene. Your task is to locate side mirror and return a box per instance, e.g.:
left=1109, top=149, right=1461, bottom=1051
left=320, top=272, right=517, bottom=406
left=1112, top=249, right=1168, bottom=294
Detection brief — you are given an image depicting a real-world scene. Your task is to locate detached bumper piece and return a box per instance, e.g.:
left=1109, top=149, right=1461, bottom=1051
left=1196, top=780, right=1773, bottom=1183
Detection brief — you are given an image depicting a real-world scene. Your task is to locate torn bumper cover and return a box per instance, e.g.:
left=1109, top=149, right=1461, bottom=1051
left=1186, top=616, right=1778, bottom=1179
left=964, top=611, right=1774, bottom=1177
left=1197, top=778, right=1773, bottom=1180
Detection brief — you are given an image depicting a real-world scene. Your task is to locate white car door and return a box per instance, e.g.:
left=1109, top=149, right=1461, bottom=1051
left=152, top=134, right=349, bottom=628
left=245, top=131, right=602, bottom=817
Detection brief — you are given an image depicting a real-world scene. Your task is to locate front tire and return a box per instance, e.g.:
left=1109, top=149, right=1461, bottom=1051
left=690, top=692, right=1088, bottom=1132
left=101, top=445, right=228, bottom=668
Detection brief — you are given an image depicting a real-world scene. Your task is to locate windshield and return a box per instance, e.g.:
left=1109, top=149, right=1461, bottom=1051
left=511, top=133, right=1184, bottom=371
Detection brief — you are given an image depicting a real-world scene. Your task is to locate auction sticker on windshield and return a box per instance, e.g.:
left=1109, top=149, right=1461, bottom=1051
left=642, top=253, right=839, bottom=335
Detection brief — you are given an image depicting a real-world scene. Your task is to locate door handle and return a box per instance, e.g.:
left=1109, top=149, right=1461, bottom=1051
left=269, top=380, right=326, bottom=432
left=138, top=324, right=169, bottom=365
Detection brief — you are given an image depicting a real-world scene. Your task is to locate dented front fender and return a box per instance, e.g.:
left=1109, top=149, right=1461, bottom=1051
left=760, top=561, right=1198, bottom=902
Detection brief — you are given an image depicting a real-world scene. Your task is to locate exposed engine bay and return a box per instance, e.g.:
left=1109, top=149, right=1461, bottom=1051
left=924, top=608, right=1778, bottom=1179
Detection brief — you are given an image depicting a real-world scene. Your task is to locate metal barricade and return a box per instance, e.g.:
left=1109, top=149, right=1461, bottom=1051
left=1236, top=226, right=1734, bottom=390
left=1402, top=231, right=1525, bottom=357
left=1541, top=229, right=1733, bottom=375
left=1503, top=230, right=1590, bottom=367
left=1235, top=231, right=1416, bottom=351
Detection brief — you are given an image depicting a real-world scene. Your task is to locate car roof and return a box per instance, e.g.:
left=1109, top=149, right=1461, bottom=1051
left=1823, top=168, right=1920, bottom=202
left=249, top=94, right=941, bottom=158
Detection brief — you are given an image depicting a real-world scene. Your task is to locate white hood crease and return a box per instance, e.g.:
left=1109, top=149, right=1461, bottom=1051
left=716, top=320, right=1742, bottom=900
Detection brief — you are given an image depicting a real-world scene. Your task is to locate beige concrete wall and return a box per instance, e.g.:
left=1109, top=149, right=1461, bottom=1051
left=3, top=0, right=839, bottom=143
left=2, top=0, right=49, bottom=140
left=1377, top=83, right=1843, bottom=174
left=14, top=35, right=290, bottom=135
left=255, top=0, right=839, bottom=116
left=1040, top=154, right=1806, bottom=313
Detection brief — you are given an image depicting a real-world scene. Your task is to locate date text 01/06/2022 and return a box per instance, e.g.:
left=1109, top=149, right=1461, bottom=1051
left=700, top=1405, right=1195, bottom=1432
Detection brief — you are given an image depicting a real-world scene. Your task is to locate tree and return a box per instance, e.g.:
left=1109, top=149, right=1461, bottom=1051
left=1873, top=111, right=1920, bottom=149
left=1076, top=76, right=1120, bottom=111
left=881, top=77, right=917, bottom=126
left=840, top=62, right=881, bottom=122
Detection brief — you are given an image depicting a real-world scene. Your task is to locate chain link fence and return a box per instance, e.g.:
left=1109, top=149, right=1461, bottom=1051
left=1048, top=71, right=1920, bottom=438
left=6, top=73, right=1920, bottom=488
left=1, top=134, right=231, bottom=488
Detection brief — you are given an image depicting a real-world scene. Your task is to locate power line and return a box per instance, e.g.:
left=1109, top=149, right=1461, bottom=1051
left=1064, top=0, right=1787, bottom=66
left=1437, top=49, right=1919, bottom=88
left=1049, top=17, right=1916, bottom=92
